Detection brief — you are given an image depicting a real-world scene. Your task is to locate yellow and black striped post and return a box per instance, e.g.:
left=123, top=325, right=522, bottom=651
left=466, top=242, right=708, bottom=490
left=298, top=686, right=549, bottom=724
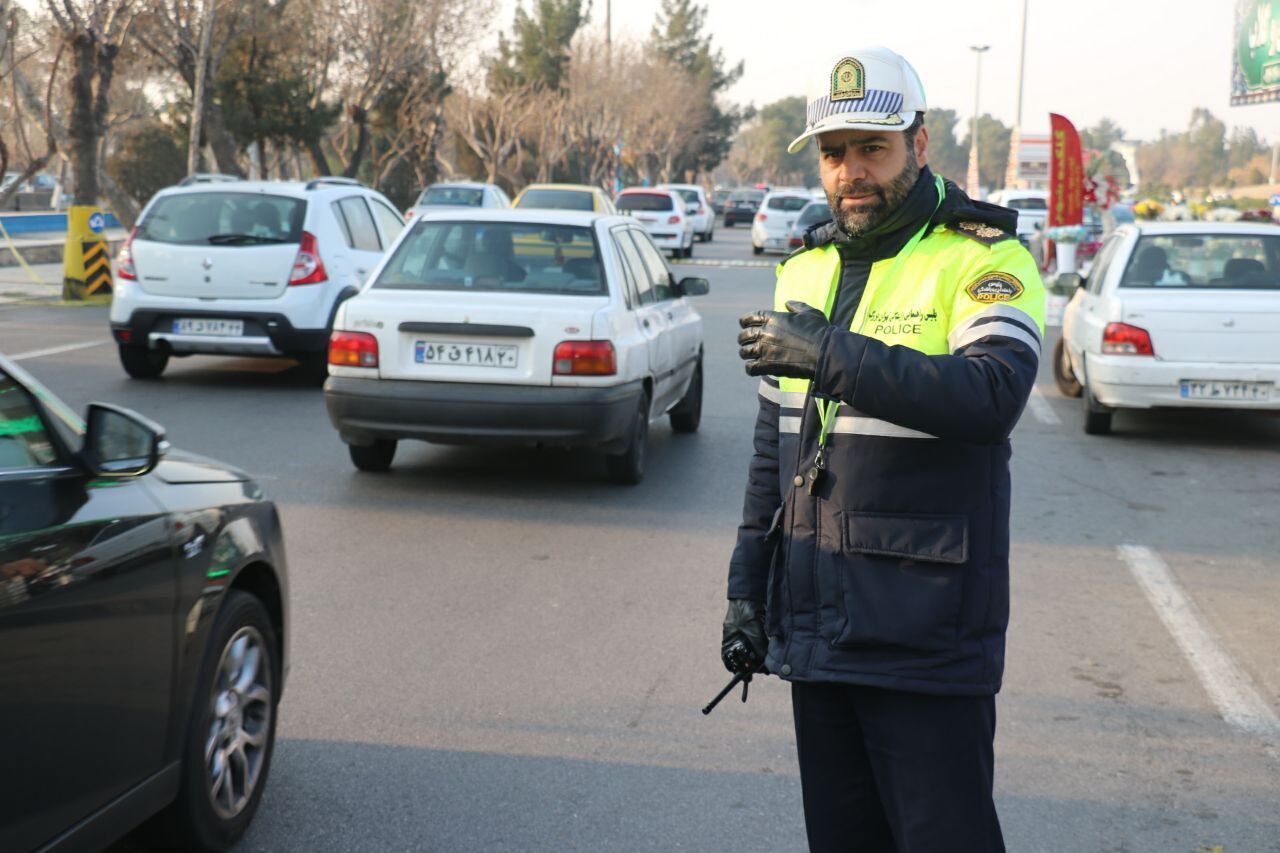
left=62, top=206, right=112, bottom=301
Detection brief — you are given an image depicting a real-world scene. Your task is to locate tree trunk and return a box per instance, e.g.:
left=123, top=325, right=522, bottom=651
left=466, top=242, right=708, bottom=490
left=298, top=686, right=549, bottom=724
left=101, top=171, right=139, bottom=229
left=188, top=0, right=216, bottom=174
left=343, top=105, right=369, bottom=178
left=67, top=33, right=102, bottom=205
left=307, top=138, right=332, bottom=176
left=205, top=100, right=244, bottom=176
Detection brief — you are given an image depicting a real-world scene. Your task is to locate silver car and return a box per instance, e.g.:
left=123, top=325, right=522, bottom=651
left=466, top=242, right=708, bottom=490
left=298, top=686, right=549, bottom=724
left=406, top=181, right=511, bottom=220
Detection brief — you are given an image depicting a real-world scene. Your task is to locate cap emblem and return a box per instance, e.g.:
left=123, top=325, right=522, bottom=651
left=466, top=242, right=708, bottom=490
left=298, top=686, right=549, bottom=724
left=831, top=58, right=865, bottom=102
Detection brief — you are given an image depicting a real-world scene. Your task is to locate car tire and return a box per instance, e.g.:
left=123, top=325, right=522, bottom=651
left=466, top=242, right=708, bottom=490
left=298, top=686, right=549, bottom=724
left=606, top=392, right=649, bottom=485
left=118, top=343, right=168, bottom=379
left=725, top=219, right=734, bottom=228
left=349, top=439, right=397, bottom=472
left=752, top=243, right=763, bottom=255
left=159, top=590, right=280, bottom=852
left=705, top=228, right=714, bottom=243
left=1053, top=338, right=1083, bottom=397
left=295, top=352, right=330, bottom=387
left=669, top=359, right=702, bottom=434
left=684, top=238, right=694, bottom=259
left=1082, top=369, right=1113, bottom=435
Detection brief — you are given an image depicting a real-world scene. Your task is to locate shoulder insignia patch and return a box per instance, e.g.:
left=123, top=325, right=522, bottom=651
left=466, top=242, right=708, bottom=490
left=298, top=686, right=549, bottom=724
left=965, top=272, right=1024, bottom=303
left=955, top=220, right=1012, bottom=245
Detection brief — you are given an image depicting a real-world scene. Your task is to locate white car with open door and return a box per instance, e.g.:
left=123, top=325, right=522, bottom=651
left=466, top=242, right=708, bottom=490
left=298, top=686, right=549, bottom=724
left=323, top=209, right=709, bottom=484
left=1055, top=222, right=1280, bottom=434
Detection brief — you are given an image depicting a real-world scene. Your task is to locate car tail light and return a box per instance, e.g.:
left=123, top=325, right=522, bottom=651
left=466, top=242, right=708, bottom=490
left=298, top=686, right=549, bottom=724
left=756, top=213, right=767, bottom=222
left=1102, top=322, right=1154, bottom=356
left=789, top=236, right=803, bottom=248
left=329, top=331, right=379, bottom=367
left=289, top=231, right=328, bottom=285
left=667, top=214, right=681, bottom=225
left=116, top=227, right=138, bottom=281
left=553, top=340, right=616, bottom=376
left=404, top=209, right=416, bottom=221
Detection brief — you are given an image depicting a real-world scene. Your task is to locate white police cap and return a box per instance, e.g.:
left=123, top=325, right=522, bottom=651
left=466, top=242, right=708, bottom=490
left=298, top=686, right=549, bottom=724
left=787, top=46, right=928, bottom=154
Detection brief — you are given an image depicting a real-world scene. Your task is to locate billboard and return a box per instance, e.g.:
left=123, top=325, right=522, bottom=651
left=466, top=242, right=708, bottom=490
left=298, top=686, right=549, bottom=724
left=1232, top=0, right=1280, bottom=105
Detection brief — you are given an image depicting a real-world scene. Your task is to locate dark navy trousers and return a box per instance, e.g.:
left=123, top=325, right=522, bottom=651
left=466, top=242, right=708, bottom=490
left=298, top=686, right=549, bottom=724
left=791, top=682, right=1005, bottom=853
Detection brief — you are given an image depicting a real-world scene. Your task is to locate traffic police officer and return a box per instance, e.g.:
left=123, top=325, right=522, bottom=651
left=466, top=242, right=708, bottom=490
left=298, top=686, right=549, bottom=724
left=721, top=46, right=1044, bottom=852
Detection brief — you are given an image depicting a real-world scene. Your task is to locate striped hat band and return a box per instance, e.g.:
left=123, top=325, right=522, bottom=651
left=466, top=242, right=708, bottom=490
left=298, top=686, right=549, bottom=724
left=806, top=89, right=905, bottom=127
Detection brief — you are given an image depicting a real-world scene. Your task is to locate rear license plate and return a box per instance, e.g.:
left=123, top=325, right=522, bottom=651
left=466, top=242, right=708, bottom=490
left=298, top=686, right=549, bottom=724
left=415, top=340, right=518, bottom=368
left=1179, top=380, right=1272, bottom=400
left=172, top=318, right=244, bottom=336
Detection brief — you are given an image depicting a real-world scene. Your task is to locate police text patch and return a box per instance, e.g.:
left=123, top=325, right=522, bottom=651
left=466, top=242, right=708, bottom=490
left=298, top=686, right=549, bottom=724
left=965, top=272, right=1024, bottom=303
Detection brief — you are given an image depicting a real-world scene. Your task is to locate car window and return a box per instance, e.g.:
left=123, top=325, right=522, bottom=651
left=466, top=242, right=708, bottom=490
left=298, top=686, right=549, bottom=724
left=797, top=202, right=832, bottom=228
left=617, top=193, right=674, bottom=212
left=613, top=230, right=653, bottom=306
left=420, top=186, right=485, bottom=206
left=627, top=230, right=675, bottom=302
left=374, top=221, right=605, bottom=295
left=671, top=189, right=699, bottom=205
left=1085, top=235, right=1122, bottom=295
left=333, top=196, right=382, bottom=252
left=137, top=192, right=305, bottom=245
left=0, top=372, right=59, bottom=470
left=766, top=195, right=810, bottom=212
left=1005, top=197, right=1047, bottom=210
left=515, top=188, right=595, bottom=211
left=369, top=197, right=405, bottom=244
left=1119, top=233, right=1280, bottom=290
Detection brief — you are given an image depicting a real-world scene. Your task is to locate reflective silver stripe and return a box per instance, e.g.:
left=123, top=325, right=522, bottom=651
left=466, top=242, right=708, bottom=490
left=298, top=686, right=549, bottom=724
left=948, top=305, right=1041, bottom=351
left=758, top=380, right=783, bottom=403
left=951, top=321, right=1042, bottom=354
left=779, top=415, right=802, bottom=434
left=757, top=379, right=807, bottom=408
left=829, top=417, right=937, bottom=439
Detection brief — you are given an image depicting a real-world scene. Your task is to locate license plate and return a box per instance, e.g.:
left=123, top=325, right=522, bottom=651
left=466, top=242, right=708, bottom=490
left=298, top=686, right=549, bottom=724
left=172, top=318, right=243, bottom=336
left=1179, top=380, right=1272, bottom=400
left=415, top=340, right=518, bottom=368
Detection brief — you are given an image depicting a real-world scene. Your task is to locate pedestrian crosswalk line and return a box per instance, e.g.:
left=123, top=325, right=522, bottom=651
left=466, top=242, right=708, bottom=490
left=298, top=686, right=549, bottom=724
left=1027, top=386, right=1062, bottom=425
left=10, top=340, right=110, bottom=361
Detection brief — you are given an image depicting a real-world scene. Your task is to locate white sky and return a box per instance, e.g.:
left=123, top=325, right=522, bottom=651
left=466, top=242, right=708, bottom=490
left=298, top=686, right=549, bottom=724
left=503, top=0, right=1279, bottom=143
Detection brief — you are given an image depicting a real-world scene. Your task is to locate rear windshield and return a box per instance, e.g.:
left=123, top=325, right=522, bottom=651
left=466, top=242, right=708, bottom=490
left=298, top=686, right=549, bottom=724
left=515, top=188, right=594, bottom=211
left=617, top=193, right=674, bottom=212
left=373, top=221, right=605, bottom=295
left=1005, top=197, right=1047, bottom=211
left=797, top=202, right=832, bottom=227
left=1120, top=233, right=1280, bottom=290
left=138, top=192, right=304, bottom=245
left=729, top=191, right=764, bottom=202
left=766, top=195, right=810, bottom=212
left=420, top=186, right=484, bottom=207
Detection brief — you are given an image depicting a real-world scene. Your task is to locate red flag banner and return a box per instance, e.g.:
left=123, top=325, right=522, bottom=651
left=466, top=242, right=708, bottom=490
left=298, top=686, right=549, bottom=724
left=1049, top=113, right=1084, bottom=226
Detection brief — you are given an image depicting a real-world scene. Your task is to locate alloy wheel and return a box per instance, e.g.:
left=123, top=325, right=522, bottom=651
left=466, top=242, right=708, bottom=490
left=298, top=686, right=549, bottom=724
left=204, top=626, right=273, bottom=820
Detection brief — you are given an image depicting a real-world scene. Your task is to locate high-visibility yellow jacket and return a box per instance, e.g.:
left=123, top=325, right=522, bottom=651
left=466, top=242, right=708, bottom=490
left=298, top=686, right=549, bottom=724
left=728, top=180, right=1045, bottom=695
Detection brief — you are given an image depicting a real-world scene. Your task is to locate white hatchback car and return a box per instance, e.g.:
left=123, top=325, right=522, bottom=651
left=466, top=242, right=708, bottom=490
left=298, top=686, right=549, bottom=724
left=751, top=191, right=813, bottom=255
left=657, top=183, right=715, bottom=242
left=110, top=177, right=405, bottom=381
left=1055, top=222, right=1280, bottom=434
left=323, top=209, right=708, bottom=483
left=615, top=188, right=696, bottom=259
left=405, top=181, right=511, bottom=220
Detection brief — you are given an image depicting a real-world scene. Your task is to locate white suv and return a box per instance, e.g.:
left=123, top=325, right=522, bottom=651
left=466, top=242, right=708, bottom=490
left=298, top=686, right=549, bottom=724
left=109, top=177, right=405, bottom=381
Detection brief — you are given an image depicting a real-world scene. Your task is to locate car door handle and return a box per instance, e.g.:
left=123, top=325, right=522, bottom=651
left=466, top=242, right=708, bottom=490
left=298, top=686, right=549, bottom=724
left=357, top=268, right=369, bottom=275
left=642, top=318, right=650, bottom=328
left=666, top=311, right=674, bottom=320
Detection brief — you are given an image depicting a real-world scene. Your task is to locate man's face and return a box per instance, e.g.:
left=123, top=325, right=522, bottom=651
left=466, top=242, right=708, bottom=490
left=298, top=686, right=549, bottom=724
left=818, top=126, right=929, bottom=237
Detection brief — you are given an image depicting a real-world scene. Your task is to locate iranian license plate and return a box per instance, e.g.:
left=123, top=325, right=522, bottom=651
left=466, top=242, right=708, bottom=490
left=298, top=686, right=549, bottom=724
left=1179, top=380, right=1272, bottom=401
left=415, top=340, right=518, bottom=368
left=172, top=318, right=244, bottom=336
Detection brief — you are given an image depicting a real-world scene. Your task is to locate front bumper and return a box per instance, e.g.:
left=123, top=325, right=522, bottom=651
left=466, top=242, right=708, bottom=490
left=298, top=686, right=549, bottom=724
left=324, top=375, right=645, bottom=450
left=1087, top=354, right=1280, bottom=410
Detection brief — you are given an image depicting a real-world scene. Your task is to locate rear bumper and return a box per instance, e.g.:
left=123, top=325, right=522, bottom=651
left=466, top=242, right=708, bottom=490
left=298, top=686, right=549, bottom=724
left=111, top=308, right=334, bottom=356
left=324, top=375, right=644, bottom=449
left=1086, top=354, right=1280, bottom=410
left=723, top=210, right=754, bottom=225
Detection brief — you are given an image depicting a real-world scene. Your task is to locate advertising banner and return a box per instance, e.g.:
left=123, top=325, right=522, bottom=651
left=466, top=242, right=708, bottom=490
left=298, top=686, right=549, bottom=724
left=1048, top=113, right=1083, bottom=227
left=1233, top=0, right=1280, bottom=105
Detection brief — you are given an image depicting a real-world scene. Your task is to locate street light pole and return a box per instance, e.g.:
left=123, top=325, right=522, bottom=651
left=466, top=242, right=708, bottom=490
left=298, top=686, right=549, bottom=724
left=1006, top=0, right=1029, bottom=188
left=967, top=45, right=990, bottom=198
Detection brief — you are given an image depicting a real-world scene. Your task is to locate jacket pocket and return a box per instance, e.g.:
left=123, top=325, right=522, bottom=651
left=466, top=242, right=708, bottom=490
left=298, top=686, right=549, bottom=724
left=823, top=512, right=968, bottom=653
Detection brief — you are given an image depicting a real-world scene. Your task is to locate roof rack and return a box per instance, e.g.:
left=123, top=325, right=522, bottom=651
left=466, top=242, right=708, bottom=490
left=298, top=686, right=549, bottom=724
left=178, top=173, right=241, bottom=186
left=304, top=177, right=363, bottom=190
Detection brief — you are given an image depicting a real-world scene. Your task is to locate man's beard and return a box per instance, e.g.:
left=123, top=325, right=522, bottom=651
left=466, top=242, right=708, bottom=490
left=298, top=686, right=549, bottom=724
left=827, top=154, right=921, bottom=238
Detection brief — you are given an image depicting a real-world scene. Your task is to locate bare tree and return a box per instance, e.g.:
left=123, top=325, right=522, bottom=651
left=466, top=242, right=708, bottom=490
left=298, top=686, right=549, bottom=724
left=448, top=85, right=540, bottom=185
left=0, top=0, right=60, bottom=208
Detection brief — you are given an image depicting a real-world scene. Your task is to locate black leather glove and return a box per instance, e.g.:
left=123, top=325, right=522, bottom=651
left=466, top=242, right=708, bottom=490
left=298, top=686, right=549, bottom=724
left=721, top=599, right=768, bottom=674
left=737, top=300, right=833, bottom=379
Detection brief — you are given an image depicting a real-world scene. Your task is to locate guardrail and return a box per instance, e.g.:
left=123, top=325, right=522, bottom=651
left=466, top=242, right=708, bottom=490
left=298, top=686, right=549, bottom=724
left=0, top=211, right=122, bottom=234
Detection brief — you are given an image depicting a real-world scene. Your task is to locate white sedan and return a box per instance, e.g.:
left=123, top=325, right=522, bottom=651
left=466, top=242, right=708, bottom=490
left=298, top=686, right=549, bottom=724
left=1054, top=222, right=1280, bottom=434
left=323, top=209, right=708, bottom=483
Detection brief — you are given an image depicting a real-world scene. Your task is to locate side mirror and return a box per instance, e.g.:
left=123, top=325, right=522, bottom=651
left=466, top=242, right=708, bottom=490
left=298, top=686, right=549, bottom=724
left=82, top=403, right=167, bottom=477
left=1051, top=272, right=1084, bottom=296
left=677, top=276, right=710, bottom=297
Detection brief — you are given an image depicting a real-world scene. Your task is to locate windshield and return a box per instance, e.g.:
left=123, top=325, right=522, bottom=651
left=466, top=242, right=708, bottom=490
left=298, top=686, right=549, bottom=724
left=766, top=195, right=810, bottom=212
left=420, top=186, right=485, bottom=207
left=1005, top=197, right=1047, bottom=211
left=515, top=188, right=594, bottom=211
left=617, top=193, right=674, bottom=212
left=138, top=192, right=304, bottom=245
left=374, top=221, right=605, bottom=296
left=1119, top=233, right=1280, bottom=290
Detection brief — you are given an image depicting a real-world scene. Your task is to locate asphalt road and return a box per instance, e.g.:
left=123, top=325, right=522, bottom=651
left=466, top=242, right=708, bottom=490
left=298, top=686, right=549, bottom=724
left=4, top=224, right=1279, bottom=851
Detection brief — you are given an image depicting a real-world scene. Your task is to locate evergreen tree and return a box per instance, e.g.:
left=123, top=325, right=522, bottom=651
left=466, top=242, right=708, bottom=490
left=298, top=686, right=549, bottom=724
left=488, top=0, right=590, bottom=93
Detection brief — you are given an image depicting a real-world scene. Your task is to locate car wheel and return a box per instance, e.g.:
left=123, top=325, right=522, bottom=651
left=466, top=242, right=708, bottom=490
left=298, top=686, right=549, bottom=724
left=1082, top=370, right=1113, bottom=435
left=705, top=228, right=714, bottom=243
left=669, top=359, right=702, bottom=433
left=684, top=237, right=694, bottom=259
left=161, top=591, right=279, bottom=851
left=349, top=439, right=397, bottom=471
left=752, top=243, right=763, bottom=255
left=1052, top=338, right=1082, bottom=397
left=606, top=392, right=649, bottom=485
left=118, top=343, right=168, bottom=379
left=725, top=219, right=734, bottom=228
left=295, top=352, right=330, bottom=387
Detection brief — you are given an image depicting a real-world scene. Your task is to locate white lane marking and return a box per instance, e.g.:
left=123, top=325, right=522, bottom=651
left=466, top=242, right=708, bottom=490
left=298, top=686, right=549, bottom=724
left=1026, top=386, right=1062, bottom=425
left=10, top=340, right=110, bottom=361
left=674, top=258, right=774, bottom=268
left=1118, top=545, right=1280, bottom=756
